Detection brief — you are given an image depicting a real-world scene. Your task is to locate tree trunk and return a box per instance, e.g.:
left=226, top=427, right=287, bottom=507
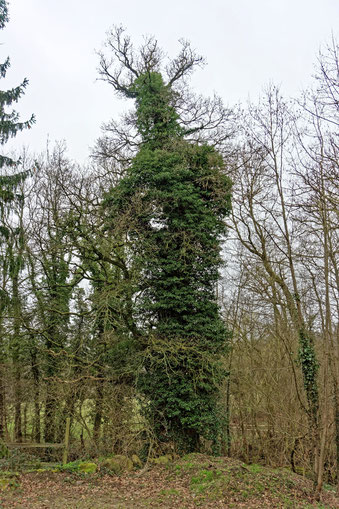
left=93, top=380, right=104, bottom=443
left=31, top=348, right=41, bottom=443
left=0, top=369, right=5, bottom=440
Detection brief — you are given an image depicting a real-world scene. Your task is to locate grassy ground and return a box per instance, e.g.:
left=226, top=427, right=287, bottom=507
left=0, top=453, right=337, bottom=508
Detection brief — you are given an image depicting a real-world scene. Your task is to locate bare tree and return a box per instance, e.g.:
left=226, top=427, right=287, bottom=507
left=94, top=26, right=234, bottom=170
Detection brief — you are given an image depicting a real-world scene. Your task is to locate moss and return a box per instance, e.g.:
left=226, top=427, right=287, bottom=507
left=78, top=462, right=97, bottom=474
left=131, top=454, right=143, bottom=468
left=57, top=460, right=97, bottom=474
left=0, top=478, right=19, bottom=490
left=101, top=455, right=133, bottom=474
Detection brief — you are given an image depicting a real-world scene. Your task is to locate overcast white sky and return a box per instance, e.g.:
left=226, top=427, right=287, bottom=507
left=2, top=0, right=339, bottom=164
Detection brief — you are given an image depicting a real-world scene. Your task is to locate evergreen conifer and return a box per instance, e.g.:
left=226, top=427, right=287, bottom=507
left=0, top=0, right=35, bottom=212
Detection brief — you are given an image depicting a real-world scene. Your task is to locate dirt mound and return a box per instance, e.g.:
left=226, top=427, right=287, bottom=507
left=0, top=453, right=337, bottom=508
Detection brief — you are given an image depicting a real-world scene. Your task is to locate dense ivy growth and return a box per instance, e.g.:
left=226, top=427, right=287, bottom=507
left=106, top=71, right=232, bottom=452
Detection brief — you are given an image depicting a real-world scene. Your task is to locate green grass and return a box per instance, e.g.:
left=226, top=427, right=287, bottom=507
left=248, top=463, right=263, bottom=473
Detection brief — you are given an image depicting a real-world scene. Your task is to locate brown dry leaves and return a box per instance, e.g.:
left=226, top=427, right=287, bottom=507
left=0, top=454, right=338, bottom=508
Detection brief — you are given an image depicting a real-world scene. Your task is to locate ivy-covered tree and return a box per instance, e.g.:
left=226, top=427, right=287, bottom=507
left=0, top=0, right=35, bottom=209
left=99, top=28, right=232, bottom=453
